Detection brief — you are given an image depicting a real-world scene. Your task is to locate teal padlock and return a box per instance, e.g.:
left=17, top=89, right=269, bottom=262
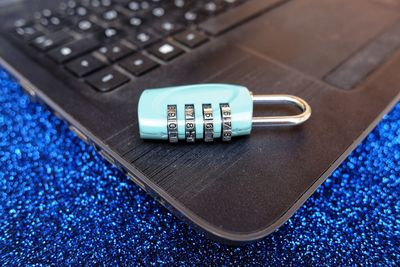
left=137, top=84, right=311, bottom=143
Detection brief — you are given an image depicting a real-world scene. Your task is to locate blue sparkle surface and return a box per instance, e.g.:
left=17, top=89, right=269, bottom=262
left=0, top=68, right=399, bottom=266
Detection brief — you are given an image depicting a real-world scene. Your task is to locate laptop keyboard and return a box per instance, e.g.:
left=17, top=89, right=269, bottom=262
left=11, top=0, right=278, bottom=92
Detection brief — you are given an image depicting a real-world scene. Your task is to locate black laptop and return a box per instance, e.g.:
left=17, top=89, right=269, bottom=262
left=1, top=0, right=399, bottom=244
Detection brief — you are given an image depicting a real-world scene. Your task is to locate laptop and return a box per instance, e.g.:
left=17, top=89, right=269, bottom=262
left=0, top=0, right=399, bottom=244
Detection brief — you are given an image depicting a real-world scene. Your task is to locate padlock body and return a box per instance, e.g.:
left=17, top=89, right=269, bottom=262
left=138, top=84, right=253, bottom=141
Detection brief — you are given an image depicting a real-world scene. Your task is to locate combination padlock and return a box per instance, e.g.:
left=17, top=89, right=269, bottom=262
left=137, top=84, right=311, bottom=143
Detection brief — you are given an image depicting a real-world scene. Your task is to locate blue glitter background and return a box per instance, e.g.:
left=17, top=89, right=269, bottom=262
left=0, top=68, right=399, bottom=266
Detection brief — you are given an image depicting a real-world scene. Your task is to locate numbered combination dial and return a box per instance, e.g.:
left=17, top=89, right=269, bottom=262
left=137, top=83, right=311, bottom=143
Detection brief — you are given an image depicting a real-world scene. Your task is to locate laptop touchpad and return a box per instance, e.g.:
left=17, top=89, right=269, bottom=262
left=228, top=0, right=400, bottom=81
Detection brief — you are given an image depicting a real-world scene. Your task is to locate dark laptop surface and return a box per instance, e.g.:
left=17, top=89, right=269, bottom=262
left=0, top=0, right=399, bottom=243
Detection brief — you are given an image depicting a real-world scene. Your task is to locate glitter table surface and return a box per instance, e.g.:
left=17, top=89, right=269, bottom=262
left=0, top=68, right=399, bottom=266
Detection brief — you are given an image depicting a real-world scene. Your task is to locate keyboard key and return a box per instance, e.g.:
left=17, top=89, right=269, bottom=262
left=138, top=1, right=152, bottom=11
left=15, top=25, right=42, bottom=41
left=102, top=9, right=120, bottom=21
left=174, top=30, right=208, bottom=48
left=119, top=53, right=159, bottom=76
left=126, top=30, right=160, bottom=48
left=183, top=10, right=204, bottom=24
left=14, top=18, right=28, bottom=28
left=74, top=6, right=90, bottom=17
left=75, top=19, right=101, bottom=33
left=86, top=68, right=129, bottom=92
left=126, top=1, right=140, bottom=11
left=153, top=21, right=184, bottom=36
left=199, top=0, right=285, bottom=35
left=48, top=38, right=100, bottom=63
left=99, top=27, right=122, bottom=41
left=147, top=42, right=184, bottom=61
left=31, top=30, right=72, bottom=51
left=127, top=16, right=144, bottom=28
left=202, top=1, right=226, bottom=15
left=66, top=54, right=106, bottom=77
left=151, top=7, right=165, bottom=18
left=99, top=42, right=135, bottom=62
